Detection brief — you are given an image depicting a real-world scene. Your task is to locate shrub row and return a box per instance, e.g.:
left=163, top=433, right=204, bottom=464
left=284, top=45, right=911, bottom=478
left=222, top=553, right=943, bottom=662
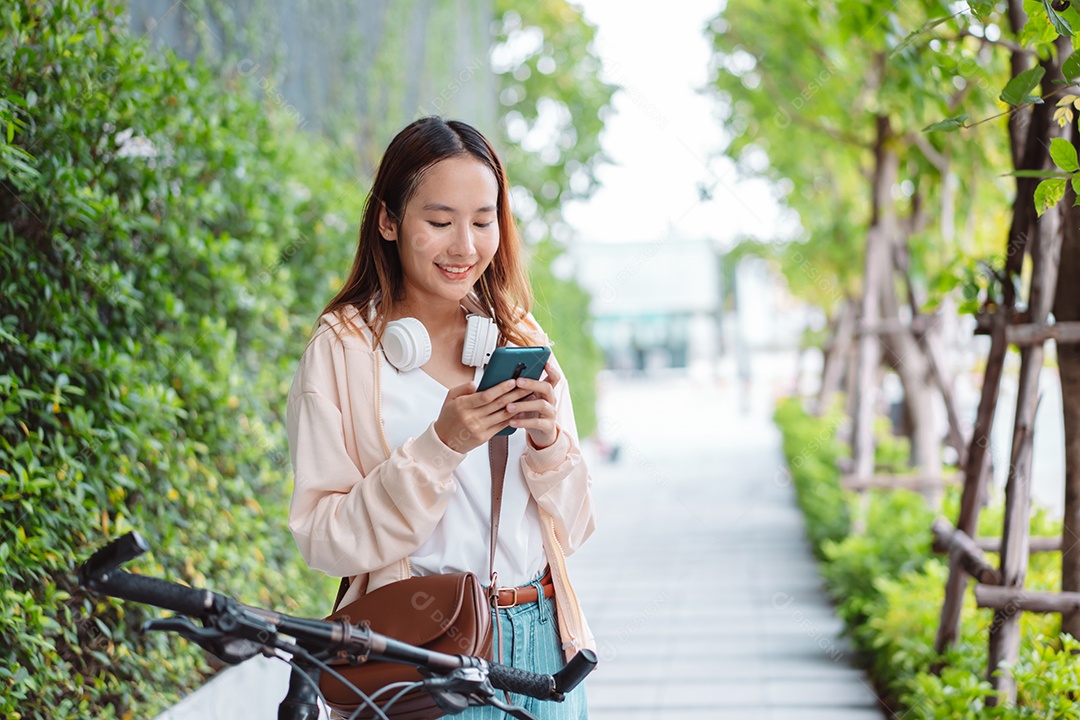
left=1, top=2, right=357, bottom=716
left=2, top=3, right=605, bottom=717
left=774, top=397, right=1080, bottom=719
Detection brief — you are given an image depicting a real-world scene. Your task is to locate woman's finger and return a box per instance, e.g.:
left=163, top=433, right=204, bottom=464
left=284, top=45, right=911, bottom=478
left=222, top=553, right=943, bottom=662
left=472, top=378, right=519, bottom=404
left=541, top=360, right=561, bottom=388
left=477, top=386, right=533, bottom=415
left=505, top=398, right=554, bottom=419
left=514, top=376, right=555, bottom=404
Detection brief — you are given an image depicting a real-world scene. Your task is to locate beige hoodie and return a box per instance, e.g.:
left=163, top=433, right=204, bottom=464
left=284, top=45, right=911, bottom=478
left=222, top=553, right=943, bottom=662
left=285, top=305, right=596, bottom=658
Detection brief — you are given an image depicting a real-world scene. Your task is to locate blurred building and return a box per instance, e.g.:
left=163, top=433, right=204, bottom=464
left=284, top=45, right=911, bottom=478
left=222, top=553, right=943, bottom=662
left=569, top=238, right=806, bottom=376
left=569, top=238, right=720, bottom=374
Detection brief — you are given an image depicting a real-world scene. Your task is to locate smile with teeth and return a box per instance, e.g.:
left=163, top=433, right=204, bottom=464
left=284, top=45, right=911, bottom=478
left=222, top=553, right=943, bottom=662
left=436, top=263, right=473, bottom=276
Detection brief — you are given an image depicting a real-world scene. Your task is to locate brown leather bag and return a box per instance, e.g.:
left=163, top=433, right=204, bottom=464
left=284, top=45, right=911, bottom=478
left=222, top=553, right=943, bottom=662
left=319, top=572, right=492, bottom=717
left=317, top=436, right=509, bottom=718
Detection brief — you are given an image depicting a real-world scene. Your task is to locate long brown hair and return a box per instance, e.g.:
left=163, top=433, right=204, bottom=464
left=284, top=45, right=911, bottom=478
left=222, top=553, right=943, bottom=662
left=318, top=117, right=535, bottom=347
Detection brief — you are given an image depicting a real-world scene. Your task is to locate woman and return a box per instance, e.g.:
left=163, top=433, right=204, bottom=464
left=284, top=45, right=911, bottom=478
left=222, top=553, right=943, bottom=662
left=285, top=117, right=595, bottom=718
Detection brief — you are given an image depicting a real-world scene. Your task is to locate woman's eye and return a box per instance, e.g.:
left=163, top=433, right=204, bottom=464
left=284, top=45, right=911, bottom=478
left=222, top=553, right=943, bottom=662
left=474, top=222, right=493, bottom=228
left=428, top=221, right=451, bottom=228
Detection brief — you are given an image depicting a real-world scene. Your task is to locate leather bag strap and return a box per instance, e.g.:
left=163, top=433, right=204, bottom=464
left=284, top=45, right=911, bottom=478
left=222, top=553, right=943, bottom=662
left=488, top=434, right=509, bottom=584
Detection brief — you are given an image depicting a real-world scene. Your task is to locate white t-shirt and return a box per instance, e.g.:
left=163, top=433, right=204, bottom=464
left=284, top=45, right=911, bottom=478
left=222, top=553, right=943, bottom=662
left=379, top=353, right=547, bottom=587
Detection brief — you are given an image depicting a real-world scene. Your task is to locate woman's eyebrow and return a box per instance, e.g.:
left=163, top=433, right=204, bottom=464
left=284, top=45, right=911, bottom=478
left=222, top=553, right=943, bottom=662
left=422, top=202, right=497, bottom=213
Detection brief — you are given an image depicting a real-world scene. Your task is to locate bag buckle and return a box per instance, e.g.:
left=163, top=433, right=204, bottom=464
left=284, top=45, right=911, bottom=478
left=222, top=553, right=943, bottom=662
left=494, top=587, right=517, bottom=609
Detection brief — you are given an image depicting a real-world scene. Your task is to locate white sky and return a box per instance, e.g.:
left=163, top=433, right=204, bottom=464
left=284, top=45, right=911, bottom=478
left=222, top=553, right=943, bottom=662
left=563, top=0, right=785, bottom=246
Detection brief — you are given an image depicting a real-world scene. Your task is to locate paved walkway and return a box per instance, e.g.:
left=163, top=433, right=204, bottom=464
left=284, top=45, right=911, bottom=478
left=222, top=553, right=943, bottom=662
left=569, top=368, right=884, bottom=719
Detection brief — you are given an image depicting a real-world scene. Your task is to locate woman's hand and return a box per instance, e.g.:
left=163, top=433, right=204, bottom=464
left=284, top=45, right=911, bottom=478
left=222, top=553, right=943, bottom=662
left=505, top=361, right=561, bottom=450
left=434, top=378, right=533, bottom=454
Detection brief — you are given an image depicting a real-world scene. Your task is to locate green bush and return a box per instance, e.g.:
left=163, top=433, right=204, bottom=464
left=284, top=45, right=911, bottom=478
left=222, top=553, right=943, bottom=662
left=1, top=2, right=352, bottom=716
left=2, top=2, right=609, bottom=717
left=821, top=488, right=934, bottom=633
left=773, top=397, right=850, bottom=554
left=774, top=395, right=1079, bottom=719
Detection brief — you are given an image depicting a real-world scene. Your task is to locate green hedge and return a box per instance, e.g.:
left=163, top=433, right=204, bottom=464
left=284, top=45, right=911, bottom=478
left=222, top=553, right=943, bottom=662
left=1, top=3, right=607, bottom=717
left=0, top=2, right=355, bottom=716
left=774, top=397, right=850, bottom=553
left=774, top=397, right=1079, bottom=719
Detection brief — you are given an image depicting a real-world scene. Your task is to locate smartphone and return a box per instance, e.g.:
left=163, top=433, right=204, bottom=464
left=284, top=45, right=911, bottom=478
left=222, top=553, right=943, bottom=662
left=477, top=346, right=552, bottom=436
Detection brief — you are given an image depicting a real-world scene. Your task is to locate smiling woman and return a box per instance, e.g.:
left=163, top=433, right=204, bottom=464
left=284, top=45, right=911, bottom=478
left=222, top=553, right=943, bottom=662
left=285, top=117, right=596, bottom=719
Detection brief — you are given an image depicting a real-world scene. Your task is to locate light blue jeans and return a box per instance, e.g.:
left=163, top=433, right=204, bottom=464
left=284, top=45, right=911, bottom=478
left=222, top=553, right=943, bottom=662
left=450, top=574, right=588, bottom=719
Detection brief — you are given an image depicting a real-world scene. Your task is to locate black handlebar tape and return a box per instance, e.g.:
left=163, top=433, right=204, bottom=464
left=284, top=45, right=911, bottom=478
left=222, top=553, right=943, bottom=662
left=91, top=570, right=216, bottom=618
left=487, top=662, right=557, bottom=700
left=552, top=650, right=597, bottom=695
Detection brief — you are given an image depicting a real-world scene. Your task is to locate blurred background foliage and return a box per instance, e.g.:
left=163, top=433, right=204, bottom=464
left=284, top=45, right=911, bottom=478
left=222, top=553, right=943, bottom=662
left=0, top=0, right=613, bottom=716
left=707, top=0, right=1014, bottom=321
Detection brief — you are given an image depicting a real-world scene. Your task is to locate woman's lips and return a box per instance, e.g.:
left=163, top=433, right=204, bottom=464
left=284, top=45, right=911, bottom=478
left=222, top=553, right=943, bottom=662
left=436, top=262, right=473, bottom=280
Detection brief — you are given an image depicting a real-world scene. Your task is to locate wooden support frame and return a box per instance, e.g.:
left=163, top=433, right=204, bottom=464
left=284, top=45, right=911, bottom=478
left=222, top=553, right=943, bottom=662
left=842, top=473, right=959, bottom=492
left=935, top=314, right=1006, bottom=655
left=975, top=321, right=1080, bottom=346
left=934, top=37, right=1070, bottom=706
left=931, top=519, right=1001, bottom=585
left=975, top=585, right=1080, bottom=614
left=974, top=536, right=1062, bottom=553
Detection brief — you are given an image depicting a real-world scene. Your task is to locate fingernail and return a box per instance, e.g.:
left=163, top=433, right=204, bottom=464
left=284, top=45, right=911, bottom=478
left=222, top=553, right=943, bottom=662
left=507, top=404, right=516, bottom=412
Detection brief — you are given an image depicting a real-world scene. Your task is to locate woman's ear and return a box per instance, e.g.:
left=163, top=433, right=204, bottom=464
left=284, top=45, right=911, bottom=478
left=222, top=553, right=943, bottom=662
left=377, top=202, right=398, bottom=241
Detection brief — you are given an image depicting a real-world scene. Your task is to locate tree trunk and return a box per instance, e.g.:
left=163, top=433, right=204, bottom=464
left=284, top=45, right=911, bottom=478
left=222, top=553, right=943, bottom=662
left=877, top=267, right=942, bottom=505
left=988, top=39, right=1068, bottom=701
left=938, top=0, right=1033, bottom=659
left=817, top=298, right=855, bottom=416
left=852, top=114, right=896, bottom=484
left=1058, top=123, right=1080, bottom=640
left=896, top=252, right=968, bottom=466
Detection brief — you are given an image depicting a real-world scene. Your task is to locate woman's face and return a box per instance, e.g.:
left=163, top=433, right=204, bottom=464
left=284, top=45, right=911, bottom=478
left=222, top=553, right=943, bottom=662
left=382, top=156, right=500, bottom=308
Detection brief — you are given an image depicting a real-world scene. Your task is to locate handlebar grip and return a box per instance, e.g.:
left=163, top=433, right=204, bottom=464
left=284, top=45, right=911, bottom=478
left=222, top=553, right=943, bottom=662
left=487, top=662, right=557, bottom=700
left=552, top=650, right=597, bottom=694
left=79, top=534, right=217, bottom=618
left=87, top=569, right=216, bottom=618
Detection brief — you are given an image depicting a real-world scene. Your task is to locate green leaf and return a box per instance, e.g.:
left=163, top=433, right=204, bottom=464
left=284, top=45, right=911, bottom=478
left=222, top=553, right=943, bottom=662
left=1049, top=137, right=1079, bottom=172
left=1064, top=52, right=1080, bottom=81
left=967, top=0, right=995, bottom=22
left=1042, top=0, right=1074, bottom=36
left=5, top=122, right=12, bottom=144
left=1071, top=175, right=1080, bottom=204
left=1034, top=177, right=1067, bottom=215
left=923, top=114, right=970, bottom=133
left=1000, top=66, right=1046, bottom=106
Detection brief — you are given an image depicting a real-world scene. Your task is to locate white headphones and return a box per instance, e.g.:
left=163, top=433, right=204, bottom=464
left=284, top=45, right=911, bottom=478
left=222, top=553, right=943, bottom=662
left=382, top=312, right=499, bottom=372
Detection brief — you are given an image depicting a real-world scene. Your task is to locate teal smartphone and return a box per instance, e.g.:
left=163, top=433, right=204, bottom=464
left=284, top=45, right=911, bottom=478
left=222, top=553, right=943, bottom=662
left=477, top=346, right=551, bottom=436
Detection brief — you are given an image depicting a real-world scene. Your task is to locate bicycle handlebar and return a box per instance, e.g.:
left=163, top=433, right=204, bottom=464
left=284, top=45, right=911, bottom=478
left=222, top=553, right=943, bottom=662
left=77, top=532, right=596, bottom=706
left=78, top=531, right=223, bottom=618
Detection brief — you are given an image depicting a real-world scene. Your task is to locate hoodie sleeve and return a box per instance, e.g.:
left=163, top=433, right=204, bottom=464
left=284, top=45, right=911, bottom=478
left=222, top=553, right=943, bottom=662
left=285, top=326, right=466, bottom=577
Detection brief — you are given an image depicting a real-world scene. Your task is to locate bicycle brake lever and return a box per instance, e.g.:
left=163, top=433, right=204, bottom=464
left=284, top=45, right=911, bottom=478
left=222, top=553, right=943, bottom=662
left=419, top=668, right=539, bottom=720
left=483, top=694, right=539, bottom=720
left=141, top=617, right=263, bottom=665
left=142, top=616, right=206, bottom=637
left=142, top=616, right=230, bottom=653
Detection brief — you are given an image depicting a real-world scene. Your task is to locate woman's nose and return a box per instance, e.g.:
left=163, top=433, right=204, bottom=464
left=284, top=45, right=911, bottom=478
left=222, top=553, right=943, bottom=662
left=448, top=223, right=475, bottom=256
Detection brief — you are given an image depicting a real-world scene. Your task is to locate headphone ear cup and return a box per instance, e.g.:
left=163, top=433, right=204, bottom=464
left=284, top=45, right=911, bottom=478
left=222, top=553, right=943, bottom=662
left=462, top=314, right=499, bottom=367
left=383, top=317, right=432, bottom=372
